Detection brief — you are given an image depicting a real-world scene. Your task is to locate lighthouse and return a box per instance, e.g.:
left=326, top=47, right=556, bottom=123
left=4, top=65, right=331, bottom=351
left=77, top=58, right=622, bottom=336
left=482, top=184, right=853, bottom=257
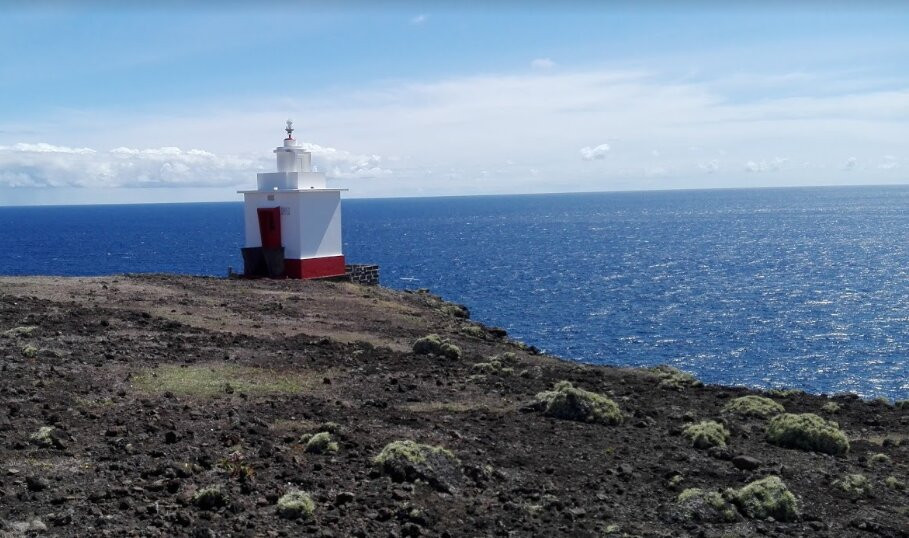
left=239, top=120, right=347, bottom=279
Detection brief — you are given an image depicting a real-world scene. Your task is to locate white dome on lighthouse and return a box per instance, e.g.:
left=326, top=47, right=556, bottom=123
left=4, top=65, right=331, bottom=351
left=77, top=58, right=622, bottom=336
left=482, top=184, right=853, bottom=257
left=257, top=119, right=325, bottom=190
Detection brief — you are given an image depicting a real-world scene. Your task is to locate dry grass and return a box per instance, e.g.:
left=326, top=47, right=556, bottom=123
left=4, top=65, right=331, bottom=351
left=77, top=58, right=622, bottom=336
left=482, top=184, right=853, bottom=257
left=131, top=363, right=310, bottom=397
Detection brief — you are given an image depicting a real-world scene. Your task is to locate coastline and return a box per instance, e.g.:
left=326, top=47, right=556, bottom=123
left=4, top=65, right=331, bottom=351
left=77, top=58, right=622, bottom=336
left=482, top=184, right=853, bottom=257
left=0, top=274, right=906, bottom=536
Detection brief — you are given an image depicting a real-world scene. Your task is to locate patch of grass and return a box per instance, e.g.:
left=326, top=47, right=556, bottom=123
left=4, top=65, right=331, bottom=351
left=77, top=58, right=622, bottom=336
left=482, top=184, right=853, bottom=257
left=822, top=401, right=841, bottom=414
left=723, top=395, right=785, bottom=419
left=276, top=490, right=315, bottom=520
left=3, top=326, right=37, bottom=338
left=766, top=413, right=849, bottom=455
left=131, top=363, right=306, bottom=397
left=646, top=365, right=703, bottom=390
left=533, top=381, right=623, bottom=425
left=731, top=476, right=799, bottom=522
left=412, top=334, right=461, bottom=360
left=833, top=473, right=871, bottom=499
left=682, top=420, right=730, bottom=449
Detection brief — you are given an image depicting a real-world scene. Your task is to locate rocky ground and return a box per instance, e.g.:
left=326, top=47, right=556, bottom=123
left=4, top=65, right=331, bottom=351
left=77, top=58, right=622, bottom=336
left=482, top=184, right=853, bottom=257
left=0, top=274, right=906, bottom=537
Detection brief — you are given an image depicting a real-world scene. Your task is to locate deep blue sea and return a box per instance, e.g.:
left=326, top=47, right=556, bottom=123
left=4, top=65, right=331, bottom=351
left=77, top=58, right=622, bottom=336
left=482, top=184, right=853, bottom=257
left=2, top=186, right=908, bottom=400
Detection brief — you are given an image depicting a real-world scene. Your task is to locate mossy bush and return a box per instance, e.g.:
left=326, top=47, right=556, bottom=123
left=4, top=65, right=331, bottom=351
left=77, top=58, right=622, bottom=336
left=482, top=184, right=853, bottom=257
left=276, top=489, right=315, bottom=520
left=440, top=304, right=469, bottom=318
left=471, top=353, right=516, bottom=375
left=723, top=395, right=785, bottom=419
left=302, top=431, right=339, bottom=454
left=731, top=476, right=799, bottom=521
left=833, top=473, right=871, bottom=499
left=682, top=421, right=730, bottom=449
left=869, top=453, right=891, bottom=465
left=765, top=413, right=849, bottom=455
left=647, top=365, right=703, bottom=390
left=373, top=440, right=461, bottom=492
left=3, top=326, right=36, bottom=337
left=460, top=324, right=486, bottom=339
left=28, top=426, right=57, bottom=448
left=675, top=488, right=740, bottom=523
left=821, top=401, right=841, bottom=414
left=192, top=486, right=228, bottom=510
left=885, top=476, right=906, bottom=490
left=533, top=381, right=623, bottom=425
left=21, top=344, right=39, bottom=358
left=412, top=334, right=461, bottom=360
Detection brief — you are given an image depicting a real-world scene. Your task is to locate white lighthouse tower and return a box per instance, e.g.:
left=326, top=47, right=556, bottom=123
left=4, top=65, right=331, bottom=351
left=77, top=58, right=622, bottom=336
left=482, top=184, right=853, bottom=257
left=239, top=120, right=347, bottom=279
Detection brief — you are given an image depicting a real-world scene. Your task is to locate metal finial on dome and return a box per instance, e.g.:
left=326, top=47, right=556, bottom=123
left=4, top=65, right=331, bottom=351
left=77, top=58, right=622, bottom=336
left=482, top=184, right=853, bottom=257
left=285, top=119, right=294, bottom=140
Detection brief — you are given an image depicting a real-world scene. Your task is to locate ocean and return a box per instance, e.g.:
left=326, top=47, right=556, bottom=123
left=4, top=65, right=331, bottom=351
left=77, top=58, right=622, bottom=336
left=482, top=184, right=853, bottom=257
left=1, top=186, right=908, bottom=400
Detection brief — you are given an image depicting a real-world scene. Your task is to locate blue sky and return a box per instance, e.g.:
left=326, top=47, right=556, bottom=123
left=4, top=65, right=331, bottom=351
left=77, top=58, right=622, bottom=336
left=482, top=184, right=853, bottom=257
left=1, top=3, right=908, bottom=205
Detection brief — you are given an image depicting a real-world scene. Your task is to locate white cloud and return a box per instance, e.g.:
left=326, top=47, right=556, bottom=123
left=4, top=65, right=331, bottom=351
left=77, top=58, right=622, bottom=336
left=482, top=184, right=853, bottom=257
left=410, top=14, right=427, bottom=25
left=580, top=143, right=610, bottom=161
left=531, top=58, right=555, bottom=70
left=843, top=156, right=857, bottom=170
left=699, top=160, right=720, bottom=173
left=744, top=157, right=787, bottom=173
left=878, top=155, right=898, bottom=170
left=0, top=141, right=389, bottom=188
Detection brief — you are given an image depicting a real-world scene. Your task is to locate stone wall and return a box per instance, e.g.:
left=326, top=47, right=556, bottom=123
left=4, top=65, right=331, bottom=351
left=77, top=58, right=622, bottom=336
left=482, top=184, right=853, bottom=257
left=346, top=264, right=380, bottom=286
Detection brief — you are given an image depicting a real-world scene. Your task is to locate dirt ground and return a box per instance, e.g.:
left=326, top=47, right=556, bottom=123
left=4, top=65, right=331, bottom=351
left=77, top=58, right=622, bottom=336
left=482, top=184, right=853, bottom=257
left=0, top=274, right=906, bottom=537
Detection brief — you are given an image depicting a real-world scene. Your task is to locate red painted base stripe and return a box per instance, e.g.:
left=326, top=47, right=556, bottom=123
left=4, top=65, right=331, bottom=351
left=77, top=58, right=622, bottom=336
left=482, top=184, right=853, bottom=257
left=284, top=255, right=347, bottom=279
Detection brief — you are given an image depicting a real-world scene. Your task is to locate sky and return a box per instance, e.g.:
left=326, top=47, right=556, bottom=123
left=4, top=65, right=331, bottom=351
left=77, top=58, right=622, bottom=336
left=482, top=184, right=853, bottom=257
left=1, top=2, right=908, bottom=206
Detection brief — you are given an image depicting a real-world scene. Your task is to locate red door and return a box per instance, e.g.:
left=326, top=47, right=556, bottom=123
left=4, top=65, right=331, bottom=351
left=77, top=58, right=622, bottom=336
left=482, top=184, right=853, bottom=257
left=257, top=207, right=282, bottom=249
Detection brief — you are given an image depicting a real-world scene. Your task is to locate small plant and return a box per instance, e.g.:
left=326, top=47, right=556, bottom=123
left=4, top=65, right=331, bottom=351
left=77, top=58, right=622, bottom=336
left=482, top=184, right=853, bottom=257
left=303, top=431, right=339, bottom=454
left=192, top=486, right=228, bottom=510
left=29, top=426, right=62, bottom=448
left=218, top=450, right=254, bottom=481
left=647, top=365, right=703, bottom=390
left=723, top=395, right=785, bottom=419
left=682, top=420, right=730, bottom=449
left=767, top=388, right=801, bottom=398
left=21, top=344, right=39, bottom=358
left=884, top=476, right=906, bottom=490
left=833, top=473, right=871, bottom=499
left=3, top=325, right=37, bottom=337
left=821, top=401, right=841, bottom=413
left=765, top=413, right=849, bottom=455
left=532, top=381, right=623, bottom=425
left=895, top=400, right=909, bottom=410
left=276, top=489, right=315, bottom=520
left=373, top=440, right=461, bottom=492
left=440, top=304, right=469, bottom=318
left=731, top=476, right=799, bottom=522
left=412, top=334, right=461, bottom=360
left=460, top=324, right=486, bottom=339
left=869, top=453, right=891, bottom=465
left=675, top=488, right=739, bottom=523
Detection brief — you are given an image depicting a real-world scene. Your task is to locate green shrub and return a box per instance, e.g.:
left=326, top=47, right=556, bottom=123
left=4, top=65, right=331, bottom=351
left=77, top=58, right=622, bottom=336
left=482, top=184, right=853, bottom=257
left=885, top=476, right=906, bottom=490
left=869, top=453, right=891, bottom=465
left=682, top=421, right=730, bottom=449
left=732, top=476, right=799, bottom=521
left=303, top=432, right=339, bottom=454
left=374, top=440, right=461, bottom=492
left=412, top=334, right=461, bottom=360
left=276, top=490, right=315, bottom=520
left=533, top=381, right=623, bottom=425
left=192, top=486, right=228, bottom=510
left=821, top=401, right=841, bottom=413
left=766, top=413, right=849, bottom=455
left=3, top=326, right=36, bottom=337
left=460, top=325, right=486, bottom=339
left=675, top=488, right=740, bottom=523
left=833, top=473, right=871, bottom=499
left=647, top=365, right=703, bottom=390
left=895, top=400, right=908, bottom=410
left=29, top=426, right=56, bottom=448
left=21, top=344, right=39, bottom=358
left=723, top=395, right=785, bottom=418
left=440, top=304, right=469, bottom=318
